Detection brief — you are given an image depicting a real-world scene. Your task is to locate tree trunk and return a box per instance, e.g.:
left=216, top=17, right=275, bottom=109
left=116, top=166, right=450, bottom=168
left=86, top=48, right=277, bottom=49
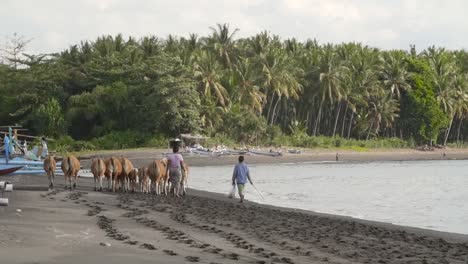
left=366, top=118, right=375, bottom=140
left=340, top=103, right=348, bottom=137
left=270, top=95, right=282, bottom=125
left=347, top=111, right=354, bottom=139
left=266, top=92, right=275, bottom=125
left=332, top=102, right=342, bottom=137
left=457, top=117, right=463, bottom=145
left=443, top=114, right=455, bottom=146
left=313, top=100, right=324, bottom=136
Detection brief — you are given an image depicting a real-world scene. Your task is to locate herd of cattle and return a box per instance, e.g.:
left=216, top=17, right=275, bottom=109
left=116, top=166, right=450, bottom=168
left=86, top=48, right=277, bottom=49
left=43, top=155, right=189, bottom=196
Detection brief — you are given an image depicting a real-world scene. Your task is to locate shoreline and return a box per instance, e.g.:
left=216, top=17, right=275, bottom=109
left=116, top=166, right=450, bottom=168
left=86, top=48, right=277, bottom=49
left=76, top=147, right=468, bottom=168
left=1, top=175, right=468, bottom=263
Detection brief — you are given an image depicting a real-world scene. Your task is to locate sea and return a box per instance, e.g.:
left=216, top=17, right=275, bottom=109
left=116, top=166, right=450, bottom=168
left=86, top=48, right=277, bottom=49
left=190, top=160, right=468, bottom=235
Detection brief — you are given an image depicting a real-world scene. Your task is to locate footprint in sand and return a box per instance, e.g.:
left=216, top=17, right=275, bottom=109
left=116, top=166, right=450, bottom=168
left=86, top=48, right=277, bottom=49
left=185, top=256, right=200, bottom=262
left=163, top=249, right=178, bottom=256
left=140, top=243, right=157, bottom=250
left=125, top=240, right=139, bottom=245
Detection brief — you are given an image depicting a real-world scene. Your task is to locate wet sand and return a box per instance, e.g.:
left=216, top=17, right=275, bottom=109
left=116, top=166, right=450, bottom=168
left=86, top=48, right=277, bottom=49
left=77, top=148, right=468, bottom=168
left=1, top=175, right=468, bottom=264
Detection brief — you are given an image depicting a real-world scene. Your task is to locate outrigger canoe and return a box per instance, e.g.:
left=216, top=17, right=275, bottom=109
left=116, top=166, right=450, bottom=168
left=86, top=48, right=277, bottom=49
left=0, top=165, right=23, bottom=176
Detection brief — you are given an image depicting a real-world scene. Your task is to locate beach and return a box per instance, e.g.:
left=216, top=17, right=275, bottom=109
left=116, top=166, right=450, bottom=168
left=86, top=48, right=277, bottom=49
left=1, top=149, right=468, bottom=263
left=77, top=147, right=468, bottom=168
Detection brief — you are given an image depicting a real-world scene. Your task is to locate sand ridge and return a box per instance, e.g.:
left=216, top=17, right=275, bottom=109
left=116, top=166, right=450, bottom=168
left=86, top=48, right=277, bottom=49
left=1, top=173, right=468, bottom=264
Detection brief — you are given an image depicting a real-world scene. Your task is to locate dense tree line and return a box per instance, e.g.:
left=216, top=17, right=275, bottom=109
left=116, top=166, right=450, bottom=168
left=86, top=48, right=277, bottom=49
left=1, top=24, right=467, bottom=146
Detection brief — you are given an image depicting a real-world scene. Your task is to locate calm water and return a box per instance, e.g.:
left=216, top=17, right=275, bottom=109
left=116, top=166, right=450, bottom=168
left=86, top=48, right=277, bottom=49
left=190, top=160, right=468, bottom=235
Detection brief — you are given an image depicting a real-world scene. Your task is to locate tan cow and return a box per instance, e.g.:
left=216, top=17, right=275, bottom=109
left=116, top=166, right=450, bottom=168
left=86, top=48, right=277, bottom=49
left=159, top=158, right=169, bottom=195
left=127, top=168, right=139, bottom=192
left=138, top=167, right=150, bottom=194
left=43, top=155, right=56, bottom=189
left=147, top=159, right=167, bottom=195
left=105, top=157, right=122, bottom=192
left=91, top=158, right=106, bottom=191
left=119, top=157, right=134, bottom=192
left=61, top=155, right=80, bottom=190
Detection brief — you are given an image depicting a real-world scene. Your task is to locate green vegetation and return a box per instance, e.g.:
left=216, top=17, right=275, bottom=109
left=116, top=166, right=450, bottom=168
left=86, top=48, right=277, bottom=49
left=1, top=25, right=468, bottom=150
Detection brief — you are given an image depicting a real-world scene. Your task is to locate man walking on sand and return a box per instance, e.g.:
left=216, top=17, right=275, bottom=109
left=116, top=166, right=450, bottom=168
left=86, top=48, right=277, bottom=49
left=232, top=155, right=253, bottom=203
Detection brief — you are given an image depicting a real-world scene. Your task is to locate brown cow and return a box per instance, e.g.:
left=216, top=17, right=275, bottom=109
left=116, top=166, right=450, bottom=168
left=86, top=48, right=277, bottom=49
left=119, top=157, right=134, bottom=192
left=91, top=158, right=106, bottom=191
left=159, top=158, right=169, bottom=195
left=138, top=167, right=150, bottom=194
left=127, top=168, right=139, bottom=192
left=105, top=157, right=122, bottom=192
left=61, top=155, right=80, bottom=190
left=147, top=159, right=167, bottom=195
left=43, top=155, right=56, bottom=189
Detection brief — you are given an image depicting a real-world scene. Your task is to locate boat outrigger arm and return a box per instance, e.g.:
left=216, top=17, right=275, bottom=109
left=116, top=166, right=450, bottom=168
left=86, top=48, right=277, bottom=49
left=1, top=126, right=52, bottom=164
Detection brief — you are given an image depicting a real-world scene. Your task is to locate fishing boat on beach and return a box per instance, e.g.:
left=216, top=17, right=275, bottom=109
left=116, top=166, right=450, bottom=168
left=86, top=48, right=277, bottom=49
left=0, top=164, right=23, bottom=176
left=0, top=126, right=60, bottom=175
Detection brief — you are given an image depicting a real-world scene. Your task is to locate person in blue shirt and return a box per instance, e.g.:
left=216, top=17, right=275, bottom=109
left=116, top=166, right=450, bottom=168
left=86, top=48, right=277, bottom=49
left=232, top=155, right=253, bottom=203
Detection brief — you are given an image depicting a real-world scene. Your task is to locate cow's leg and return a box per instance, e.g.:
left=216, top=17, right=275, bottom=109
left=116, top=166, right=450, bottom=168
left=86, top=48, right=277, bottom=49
left=99, top=175, right=103, bottom=191
left=181, top=181, right=186, bottom=196
left=68, top=176, right=72, bottom=190
left=94, top=177, right=97, bottom=191
left=112, top=176, right=116, bottom=192
left=51, top=172, right=55, bottom=189
left=73, top=173, right=77, bottom=189
left=48, top=173, right=52, bottom=189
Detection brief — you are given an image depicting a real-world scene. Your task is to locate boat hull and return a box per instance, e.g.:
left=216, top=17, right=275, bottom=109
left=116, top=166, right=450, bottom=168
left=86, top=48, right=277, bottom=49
left=0, top=165, right=23, bottom=176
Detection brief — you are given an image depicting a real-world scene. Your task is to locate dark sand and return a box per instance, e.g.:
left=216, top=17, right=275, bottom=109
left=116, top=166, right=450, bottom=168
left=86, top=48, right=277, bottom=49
left=1, top=171, right=468, bottom=264
left=77, top=147, right=468, bottom=168
left=3, top=149, right=468, bottom=263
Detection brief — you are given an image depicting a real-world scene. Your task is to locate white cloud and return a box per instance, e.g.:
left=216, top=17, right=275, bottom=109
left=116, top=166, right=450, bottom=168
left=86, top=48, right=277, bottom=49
left=0, top=0, right=467, bottom=54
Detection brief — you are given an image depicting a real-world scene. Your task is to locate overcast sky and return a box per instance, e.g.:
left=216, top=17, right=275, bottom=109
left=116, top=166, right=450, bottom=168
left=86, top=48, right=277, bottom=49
left=1, top=0, right=467, bottom=54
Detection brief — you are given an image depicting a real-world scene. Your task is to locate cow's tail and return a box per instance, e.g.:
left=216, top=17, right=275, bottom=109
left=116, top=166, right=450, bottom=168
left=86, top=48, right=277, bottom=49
left=111, top=158, right=117, bottom=174
left=67, top=156, right=72, bottom=174
left=97, top=158, right=103, bottom=176
left=62, top=156, right=71, bottom=174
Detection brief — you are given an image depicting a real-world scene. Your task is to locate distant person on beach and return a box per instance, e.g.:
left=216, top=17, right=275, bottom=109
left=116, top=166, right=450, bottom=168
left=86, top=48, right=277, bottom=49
left=232, top=155, right=253, bottom=203
left=166, top=145, right=185, bottom=197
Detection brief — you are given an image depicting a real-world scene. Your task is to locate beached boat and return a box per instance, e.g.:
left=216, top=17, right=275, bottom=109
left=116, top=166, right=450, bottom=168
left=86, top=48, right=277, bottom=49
left=249, top=150, right=282, bottom=157
left=0, top=164, right=23, bottom=176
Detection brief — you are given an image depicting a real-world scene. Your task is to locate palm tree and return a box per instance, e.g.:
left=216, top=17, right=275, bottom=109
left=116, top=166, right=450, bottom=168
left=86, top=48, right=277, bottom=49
left=206, top=23, right=239, bottom=69
left=140, top=36, right=161, bottom=58
left=380, top=50, right=411, bottom=99
left=192, top=50, right=229, bottom=108
left=422, top=47, right=457, bottom=145
left=259, top=46, right=302, bottom=125
left=314, top=44, right=347, bottom=136
left=232, top=57, right=265, bottom=114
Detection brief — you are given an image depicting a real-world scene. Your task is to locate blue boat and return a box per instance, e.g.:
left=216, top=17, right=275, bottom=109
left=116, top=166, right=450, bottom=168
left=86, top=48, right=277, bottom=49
left=0, top=164, right=23, bottom=176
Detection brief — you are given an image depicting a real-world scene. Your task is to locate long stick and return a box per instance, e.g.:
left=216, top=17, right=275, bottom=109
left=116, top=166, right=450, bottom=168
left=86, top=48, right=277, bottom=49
left=251, top=183, right=265, bottom=200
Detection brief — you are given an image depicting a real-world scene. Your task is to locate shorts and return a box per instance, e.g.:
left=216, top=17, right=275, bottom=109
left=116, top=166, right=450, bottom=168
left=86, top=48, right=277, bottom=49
left=169, top=167, right=182, bottom=186
left=237, top=184, right=245, bottom=196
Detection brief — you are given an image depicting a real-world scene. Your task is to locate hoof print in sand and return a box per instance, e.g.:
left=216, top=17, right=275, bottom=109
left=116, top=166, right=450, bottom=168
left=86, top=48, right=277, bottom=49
left=223, top=253, right=239, bottom=260
left=163, top=249, right=178, bottom=256
left=140, top=243, right=157, bottom=250
left=185, top=256, right=200, bottom=262
left=125, top=240, right=139, bottom=245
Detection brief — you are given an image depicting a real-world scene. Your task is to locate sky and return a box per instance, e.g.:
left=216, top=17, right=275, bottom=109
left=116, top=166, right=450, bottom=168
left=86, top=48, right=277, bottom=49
left=1, top=0, right=467, bottom=54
